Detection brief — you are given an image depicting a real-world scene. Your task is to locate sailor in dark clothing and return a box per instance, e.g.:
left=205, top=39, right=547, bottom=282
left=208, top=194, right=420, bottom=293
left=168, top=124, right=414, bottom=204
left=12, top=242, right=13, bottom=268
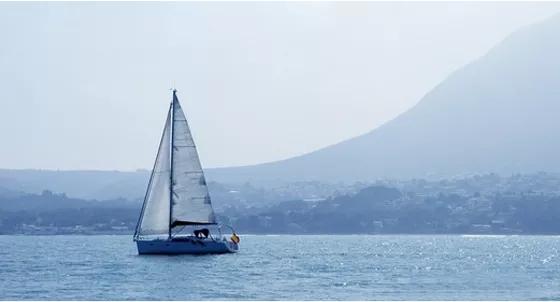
left=193, top=228, right=210, bottom=238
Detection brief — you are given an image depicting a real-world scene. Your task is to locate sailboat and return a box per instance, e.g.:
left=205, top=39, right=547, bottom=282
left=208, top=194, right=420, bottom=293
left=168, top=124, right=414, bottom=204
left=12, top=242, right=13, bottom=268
left=133, top=90, right=239, bottom=255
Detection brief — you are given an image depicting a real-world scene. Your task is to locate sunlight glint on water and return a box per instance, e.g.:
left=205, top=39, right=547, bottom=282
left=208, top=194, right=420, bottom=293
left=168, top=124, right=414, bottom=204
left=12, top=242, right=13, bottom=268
left=1, top=235, right=559, bottom=300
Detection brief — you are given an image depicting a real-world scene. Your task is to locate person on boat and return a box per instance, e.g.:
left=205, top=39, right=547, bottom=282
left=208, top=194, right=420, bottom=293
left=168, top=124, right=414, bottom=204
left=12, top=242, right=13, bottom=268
left=193, top=228, right=209, bottom=238
left=230, top=232, right=240, bottom=244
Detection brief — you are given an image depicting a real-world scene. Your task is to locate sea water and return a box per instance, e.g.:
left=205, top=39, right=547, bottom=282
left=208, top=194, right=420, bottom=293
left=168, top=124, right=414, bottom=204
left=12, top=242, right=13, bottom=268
left=1, top=235, right=559, bottom=300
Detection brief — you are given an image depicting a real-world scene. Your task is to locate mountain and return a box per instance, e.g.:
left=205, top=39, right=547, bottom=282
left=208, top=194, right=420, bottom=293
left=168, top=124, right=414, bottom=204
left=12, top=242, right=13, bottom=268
left=3, top=16, right=560, bottom=189
left=0, top=169, right=149, bottom=200
left=206, top=15, right=560, bottom=183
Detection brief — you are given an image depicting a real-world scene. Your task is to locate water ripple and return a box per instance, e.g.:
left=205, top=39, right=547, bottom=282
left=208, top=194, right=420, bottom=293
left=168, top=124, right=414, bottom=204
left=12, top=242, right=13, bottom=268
left=1, top=235, right=560, bottom=300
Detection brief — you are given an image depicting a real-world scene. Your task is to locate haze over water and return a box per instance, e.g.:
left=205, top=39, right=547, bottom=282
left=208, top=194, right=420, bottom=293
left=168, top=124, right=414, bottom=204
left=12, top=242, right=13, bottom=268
left=1, top=235, right=559, bottom=300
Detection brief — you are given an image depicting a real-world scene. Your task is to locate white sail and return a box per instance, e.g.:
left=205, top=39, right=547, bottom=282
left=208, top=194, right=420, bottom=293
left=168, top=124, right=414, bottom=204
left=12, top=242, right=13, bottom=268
left=170, top=93, right=216, bottom=226
left=135, top=106, right=172, bottom=237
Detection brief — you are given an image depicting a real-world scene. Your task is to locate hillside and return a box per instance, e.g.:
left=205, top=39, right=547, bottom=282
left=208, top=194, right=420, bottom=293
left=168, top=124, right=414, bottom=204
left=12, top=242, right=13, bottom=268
left=3, top=16, right=560, bottom=189
left=0, top=169, right=149, bottom=200
left=207, top=15, right=560, bottom=183
left=5, top=175, right=560, bottom=235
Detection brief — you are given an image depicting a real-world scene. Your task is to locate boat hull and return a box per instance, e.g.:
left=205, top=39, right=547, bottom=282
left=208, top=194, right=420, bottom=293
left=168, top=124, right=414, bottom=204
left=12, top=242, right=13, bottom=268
left=136, top=238, right=239, bottom=255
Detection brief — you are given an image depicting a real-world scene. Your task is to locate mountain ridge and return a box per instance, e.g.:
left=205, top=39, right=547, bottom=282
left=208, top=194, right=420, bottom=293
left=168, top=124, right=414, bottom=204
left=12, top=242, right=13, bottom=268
left=205, top=14, right=560, bottom=183
left=3, top=16, right=560, bottom=186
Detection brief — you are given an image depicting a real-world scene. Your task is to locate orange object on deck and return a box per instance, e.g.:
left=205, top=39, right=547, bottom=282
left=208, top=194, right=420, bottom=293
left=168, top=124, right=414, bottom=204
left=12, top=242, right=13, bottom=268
left=230, top=233, right=240, bottom=244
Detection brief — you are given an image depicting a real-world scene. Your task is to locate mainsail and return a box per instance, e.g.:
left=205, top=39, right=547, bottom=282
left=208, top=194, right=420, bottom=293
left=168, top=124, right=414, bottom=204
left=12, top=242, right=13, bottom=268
left=134, top=90, right=216, bottom=239
left=170, top=92, right=216, bottom=227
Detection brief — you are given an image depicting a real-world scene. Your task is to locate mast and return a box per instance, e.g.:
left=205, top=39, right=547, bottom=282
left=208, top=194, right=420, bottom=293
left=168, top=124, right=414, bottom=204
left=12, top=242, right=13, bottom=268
left=168, top=89, right=176, bottom=240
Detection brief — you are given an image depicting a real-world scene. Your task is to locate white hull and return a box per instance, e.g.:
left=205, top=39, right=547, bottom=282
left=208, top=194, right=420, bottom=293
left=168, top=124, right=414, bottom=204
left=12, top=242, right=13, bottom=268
left=136, top=237, right=239, bottom=255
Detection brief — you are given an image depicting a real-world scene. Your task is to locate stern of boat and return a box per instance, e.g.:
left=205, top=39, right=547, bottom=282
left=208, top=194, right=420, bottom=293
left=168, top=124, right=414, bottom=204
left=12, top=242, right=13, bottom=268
left=225, top=240, right=239, bottom=253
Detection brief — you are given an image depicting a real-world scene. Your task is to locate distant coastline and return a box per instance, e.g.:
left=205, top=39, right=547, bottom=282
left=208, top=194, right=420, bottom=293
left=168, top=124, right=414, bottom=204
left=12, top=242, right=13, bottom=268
left=3, top=172, right=560, bottom=236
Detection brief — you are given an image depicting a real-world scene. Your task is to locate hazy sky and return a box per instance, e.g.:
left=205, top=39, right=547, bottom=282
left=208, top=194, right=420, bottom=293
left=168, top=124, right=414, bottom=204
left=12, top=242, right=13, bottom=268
left=1, top=2, right=559, bottom=171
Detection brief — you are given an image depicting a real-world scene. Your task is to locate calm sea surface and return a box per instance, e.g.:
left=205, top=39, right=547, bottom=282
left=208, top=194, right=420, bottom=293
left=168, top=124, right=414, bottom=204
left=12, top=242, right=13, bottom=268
left=1, top=235, right=559, bottom=300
